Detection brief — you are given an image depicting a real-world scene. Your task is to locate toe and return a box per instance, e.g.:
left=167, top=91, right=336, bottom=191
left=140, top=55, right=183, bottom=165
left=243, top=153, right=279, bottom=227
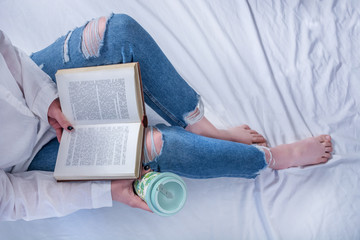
left=252, top=135, right=267, bottom=146
left=323, top=152, right=332, bottom=159
left=318, top=135, right=329, bottom=143
left=320, top=156, right=329, bottom=163
left=253, top=135, right=265, bottom=142
left=241, top=124, right=250, bottom=130
left=325, top=146, right=332, bottom=153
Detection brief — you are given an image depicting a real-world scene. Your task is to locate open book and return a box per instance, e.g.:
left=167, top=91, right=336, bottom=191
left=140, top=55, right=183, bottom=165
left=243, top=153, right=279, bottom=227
left=53, top=63, right=147, bottom=181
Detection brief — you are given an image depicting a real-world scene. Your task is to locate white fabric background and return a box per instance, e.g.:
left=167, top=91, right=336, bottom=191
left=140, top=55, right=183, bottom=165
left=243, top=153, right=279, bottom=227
left=0, top=0, right=359, bottom=239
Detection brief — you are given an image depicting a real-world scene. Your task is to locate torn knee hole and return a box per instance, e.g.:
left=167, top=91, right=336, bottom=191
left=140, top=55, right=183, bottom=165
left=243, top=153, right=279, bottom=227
left=145, top=128, right=163, bottom=162
left=81, top=16, right=107, bottom=58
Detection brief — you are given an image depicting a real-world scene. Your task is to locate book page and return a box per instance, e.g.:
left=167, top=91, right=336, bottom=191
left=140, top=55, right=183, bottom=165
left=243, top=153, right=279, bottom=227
left=56, top=65, right=140, bottom=125
left=54, top=123, right=141, bottom=180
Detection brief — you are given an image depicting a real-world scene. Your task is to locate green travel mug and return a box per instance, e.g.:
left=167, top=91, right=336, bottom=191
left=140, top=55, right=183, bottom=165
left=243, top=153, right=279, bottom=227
left=134, top=172, right=187, bottom=216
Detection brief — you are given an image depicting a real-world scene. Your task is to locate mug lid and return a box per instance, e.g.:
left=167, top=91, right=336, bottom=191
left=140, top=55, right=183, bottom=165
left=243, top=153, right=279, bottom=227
left=145, top=173, right=187, bottom=216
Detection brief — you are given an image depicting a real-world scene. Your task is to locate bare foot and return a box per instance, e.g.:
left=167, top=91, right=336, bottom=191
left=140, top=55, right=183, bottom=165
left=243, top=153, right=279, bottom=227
left=222, top=124, right=268, bottom=146
left=264, top=135, right=332, bottom=170
left=186, top=117, right=267, bottom=146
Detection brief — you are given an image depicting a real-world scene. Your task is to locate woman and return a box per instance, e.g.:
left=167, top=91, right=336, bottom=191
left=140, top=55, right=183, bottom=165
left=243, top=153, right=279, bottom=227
left=0, top=14, right=332, bottom=221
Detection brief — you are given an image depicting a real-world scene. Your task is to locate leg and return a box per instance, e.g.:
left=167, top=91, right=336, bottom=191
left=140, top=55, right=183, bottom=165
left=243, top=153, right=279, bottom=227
left=144, top=124, right=267, bottom=179
left=262, top=135, right=333, bottom=169
left=28, top=138, right=59, bottom=171
left=31, top=14, right=200, bottom=128
left=143, top=125, right=333, bottom=178
left=186, top=118, right=267, bottom=146
left=30, top=14, right=266, bottom=145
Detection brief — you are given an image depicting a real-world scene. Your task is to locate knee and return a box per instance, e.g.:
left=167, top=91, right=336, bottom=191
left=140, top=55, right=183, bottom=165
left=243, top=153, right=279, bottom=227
left=98, top=16, right=107, bottom=39
left=81, top=16, right=107, bottom=58
left=145, top=128, right=163, bottom=161
left=111, top=14, right=143, bottom=34
left=114, top=14, right=138, bottom=26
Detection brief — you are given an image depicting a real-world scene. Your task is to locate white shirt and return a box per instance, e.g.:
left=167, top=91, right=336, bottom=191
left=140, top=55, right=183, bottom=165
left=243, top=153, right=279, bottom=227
left=0, top=30, right=112, bottom=221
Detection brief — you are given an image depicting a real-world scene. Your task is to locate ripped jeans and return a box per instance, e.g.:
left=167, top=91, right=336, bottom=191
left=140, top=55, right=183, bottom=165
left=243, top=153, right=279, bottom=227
left=29, top=14, right=267, bottom=179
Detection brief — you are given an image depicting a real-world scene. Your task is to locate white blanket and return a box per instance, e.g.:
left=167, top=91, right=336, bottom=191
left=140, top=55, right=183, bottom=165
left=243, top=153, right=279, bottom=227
left=0, top=0, right=359, bottom=239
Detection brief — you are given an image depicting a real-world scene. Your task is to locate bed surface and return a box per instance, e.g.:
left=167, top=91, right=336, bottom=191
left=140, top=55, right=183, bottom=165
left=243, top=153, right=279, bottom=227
left=0, top=0, right=359, bottom=239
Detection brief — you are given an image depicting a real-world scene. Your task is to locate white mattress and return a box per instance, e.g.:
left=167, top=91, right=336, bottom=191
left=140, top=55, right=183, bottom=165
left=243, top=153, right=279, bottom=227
left=0, top=0, right=359, bottom=239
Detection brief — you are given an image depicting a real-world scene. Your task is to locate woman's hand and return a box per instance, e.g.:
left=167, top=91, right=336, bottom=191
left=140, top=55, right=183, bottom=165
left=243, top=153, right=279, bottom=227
left=48, top=98, right=152, bottom=212
left=111, top=179, right=151, bottom=212
left=47, top=98, right=73, bottom=142
left=111, top=167, right=152, bottom=212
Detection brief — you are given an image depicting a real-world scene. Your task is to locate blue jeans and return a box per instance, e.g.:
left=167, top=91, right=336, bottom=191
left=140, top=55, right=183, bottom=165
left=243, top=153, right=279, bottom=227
left=29, top=14, right=267, bottom=178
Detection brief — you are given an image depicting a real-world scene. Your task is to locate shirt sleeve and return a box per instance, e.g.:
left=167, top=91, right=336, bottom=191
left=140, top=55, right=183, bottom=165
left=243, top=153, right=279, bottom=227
left=0, top=169, right=113, bottom=221
left=0, top=30, right=58, bottom=122
left=0, top=31, right=113, bottom=221
left=16, top=48, right=59, bottom=122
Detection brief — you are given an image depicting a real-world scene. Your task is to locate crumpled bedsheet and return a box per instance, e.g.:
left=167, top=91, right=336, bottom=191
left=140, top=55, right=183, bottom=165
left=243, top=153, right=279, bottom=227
left=0, top=0, right=359, bottom=239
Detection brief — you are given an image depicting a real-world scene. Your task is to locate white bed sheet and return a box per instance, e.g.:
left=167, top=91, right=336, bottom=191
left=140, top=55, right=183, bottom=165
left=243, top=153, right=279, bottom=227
left=0, top=0, right=359, bottom=239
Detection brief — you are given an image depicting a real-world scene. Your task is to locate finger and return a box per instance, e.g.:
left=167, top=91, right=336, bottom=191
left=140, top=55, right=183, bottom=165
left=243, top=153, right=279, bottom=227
left=141, top=164, right=152, bottom=176
left=53, top=110, right=74, bottom=132
left=48, top=98, right=74, bottom=131
left=54, top=110, right=73, bottom=130
left=55, top=128, right=63, bottom=142
left=126, top=185, right=152, bottom=212
left=131, top=196, right=152, bottom=212
left=48, top=118, right=63, bottom=142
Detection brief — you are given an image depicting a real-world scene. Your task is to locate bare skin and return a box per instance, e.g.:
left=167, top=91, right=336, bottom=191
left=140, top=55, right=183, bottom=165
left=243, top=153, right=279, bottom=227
left=47, top=98, right=73, bottom=142
left=111, top=167, right=151, bottom=212
left=82, top=16, right=107, bottom=55
left=262, top=135, right=333, bottom=169
left=182, top=114, right=333, bottom=169
left=185, top=117, right=268, bottom=146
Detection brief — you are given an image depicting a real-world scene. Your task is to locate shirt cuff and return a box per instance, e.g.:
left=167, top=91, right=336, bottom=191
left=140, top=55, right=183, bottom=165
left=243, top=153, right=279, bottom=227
left=91, top=181, right=113, bottom=209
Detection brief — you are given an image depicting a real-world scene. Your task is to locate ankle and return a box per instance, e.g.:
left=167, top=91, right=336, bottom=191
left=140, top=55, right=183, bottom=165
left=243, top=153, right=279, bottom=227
left=270, top=144, right=297, bottom=169
left=261, top=147, right=276, bottom=168
left=185, top=117, right=224, bottom=140
left=217, top=129, right=232, bottom=141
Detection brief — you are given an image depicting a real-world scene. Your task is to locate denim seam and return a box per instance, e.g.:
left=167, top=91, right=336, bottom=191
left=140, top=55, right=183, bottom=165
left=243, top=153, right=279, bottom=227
left=159, top=168, right=260, bottom=179
left=143, top=87, right=187, bottom=128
